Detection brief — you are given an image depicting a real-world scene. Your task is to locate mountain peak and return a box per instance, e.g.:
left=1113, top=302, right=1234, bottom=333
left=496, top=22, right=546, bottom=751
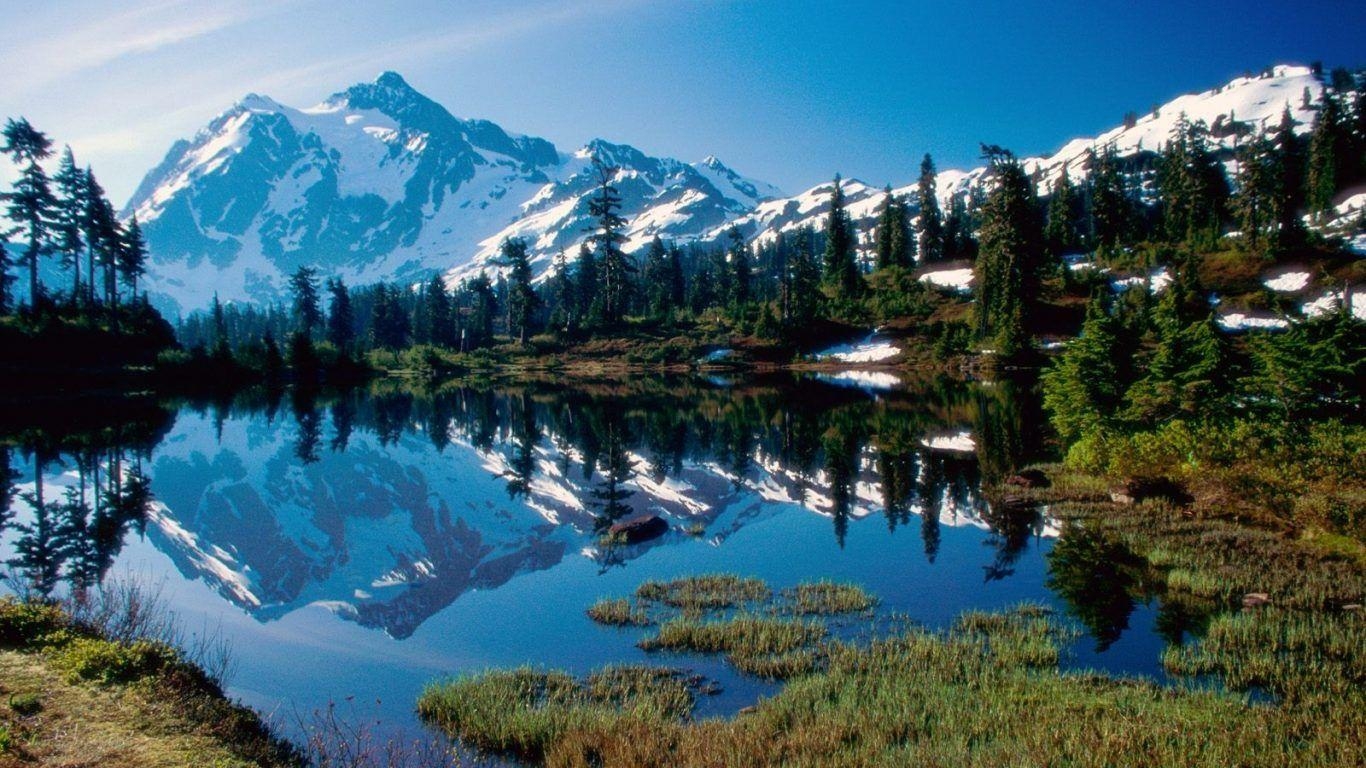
left=236, top=92, right=283, bottom=113
left=373, top=70, right=416, bottom=92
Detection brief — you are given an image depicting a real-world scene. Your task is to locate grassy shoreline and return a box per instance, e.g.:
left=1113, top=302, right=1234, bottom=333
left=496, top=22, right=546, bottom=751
left=0, top=597, right=301, bottom=767
left=419, top=472, right=1365, bottom=767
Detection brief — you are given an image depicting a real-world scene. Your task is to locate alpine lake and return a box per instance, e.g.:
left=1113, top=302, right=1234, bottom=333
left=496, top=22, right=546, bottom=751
left=0, top=372, right=1193, bottom=748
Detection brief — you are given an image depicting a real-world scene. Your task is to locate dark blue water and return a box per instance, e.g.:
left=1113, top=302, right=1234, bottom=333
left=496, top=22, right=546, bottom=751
left=0, top=376, right=1179, bottom=740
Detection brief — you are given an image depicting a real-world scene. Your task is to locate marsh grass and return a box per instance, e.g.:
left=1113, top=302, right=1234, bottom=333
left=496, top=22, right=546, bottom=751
left=635, top=574, right=771, bottom=610
left=781, top=580, right=876, bottom=615
left=416, top=665, right=693, bottom=762
left=423, top=484, right=1366, bottom=768
left=421, top=602, right=1364, bottom=767
left=639, top=615, right=828, bottom=679
left=586, top=598, right=651, bottom=627
left=1162, top=608, right=1365, bottom=704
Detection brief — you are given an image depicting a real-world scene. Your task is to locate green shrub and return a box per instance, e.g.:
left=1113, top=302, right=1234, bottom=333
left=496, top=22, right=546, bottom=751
left=0, top=599, right=69, bottom=650
left=50, top=637, right=180, bottom=685
left=7, top=692, right=41, bottom=716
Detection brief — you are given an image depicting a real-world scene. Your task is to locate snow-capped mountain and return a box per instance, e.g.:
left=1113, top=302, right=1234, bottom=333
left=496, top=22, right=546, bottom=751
left=127, top=63, right=1343, bottom=310
left=444, top=143, right=781, bottom=284
left=713, top=65, right=1330, bottom=261
left=125, top=72, right=780, bottom=313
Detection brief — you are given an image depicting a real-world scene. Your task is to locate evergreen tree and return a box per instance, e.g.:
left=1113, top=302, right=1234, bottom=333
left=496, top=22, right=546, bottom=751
left=1250, top=301, right=1364, bottom=421
left=874, top=187, right=912, bottom=270
left=210, top=292, right=231, bottom=361
left=117, top=216, right=147, bottom=298
left=53, top=146, right=85, bottom=301
left=1233, top=135, right=1283, bottom=252
left=1306, top=93, right=1343, bottom=220
left=326, top=278, right=355, bottom=353
left=1044, top=167, right=1084, bottom=257
left=822, top=174, right=861, bottom=296
left=727, top=226, right=751, bottom=308
left=587, top=159, right=633, bottom=325
left=666, top=242, right=686, bottom=311
left=1042, top=294, right=1124, bottom=443
left=787, top=226, right=822, bottom=325
left=1124, top=259, right=1226, bottom=422
left=466, top=272, right=497, bottom=348
left=573, top=241, right=600, bottom=327
left=548, top=251, right=576, bottom=331
left=642, top=236, right=671, bottom=317
left=370, top=284, right=411, bottom=350
left=916, top=154, right=944, bottom=263
left=874, top=186, right=897, bottom=270
left=289, top=265, right=322, bottom=338
left=973, top=147, right=1046, bottom=355
left=424, top=274, right=455, bottom=347
left=1272, top=107, right=1307, bottom=242
left=501, top=237, right=540, bottom=343
left=79, top=169, right=110, bottom=306
left=1088, top=145, right=1132, bottom=252
left=1157, top=114, right=1229, bottom=245
left=1, top=118, right=57, bottom=308
left=0, top=240, right=11, bottom=314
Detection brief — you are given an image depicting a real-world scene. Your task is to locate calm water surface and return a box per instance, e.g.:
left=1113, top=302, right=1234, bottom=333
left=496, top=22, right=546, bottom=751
left=0, top=375, right=1191, bottom=738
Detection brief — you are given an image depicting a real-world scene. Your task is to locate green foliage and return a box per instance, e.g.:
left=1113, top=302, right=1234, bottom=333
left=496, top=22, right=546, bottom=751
left=1042, top=294, right=1126, bottom=443
left=1248, top=305, right=1365, bottom=421
left=0, top=599, right=69, bottom=650
left=973, top=147, right=1047, bottom=355
left=8, top=692, right=42, bottom=716
left=821, top=175, right=862, bottom=297
left=49, top=637, right=181, bottom=685
left=916, top=153, right=944, bottom=262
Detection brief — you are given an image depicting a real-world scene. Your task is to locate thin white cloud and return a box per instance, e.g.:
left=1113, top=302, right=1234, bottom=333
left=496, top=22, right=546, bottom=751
left=0, top=0, right=284, bottom=100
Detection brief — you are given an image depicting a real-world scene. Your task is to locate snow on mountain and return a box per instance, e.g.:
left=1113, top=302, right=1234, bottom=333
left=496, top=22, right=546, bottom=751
left=125, top=73, right=779, bottom=312
left=710, top=64, right=1332, bottom=263
left=443, top=142, right=783, bottom=284
left=126, top=63, right=1346, bottom=308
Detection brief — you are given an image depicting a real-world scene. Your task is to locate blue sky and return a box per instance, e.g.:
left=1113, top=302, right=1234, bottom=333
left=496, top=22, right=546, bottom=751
left=1, top=0, right=1362, bottom=203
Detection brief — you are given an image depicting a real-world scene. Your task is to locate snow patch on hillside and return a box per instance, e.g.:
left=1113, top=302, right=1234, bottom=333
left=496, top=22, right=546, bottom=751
left=815, top=335, right=900, bottom=363
left=919, top=266, right=974, bottom=292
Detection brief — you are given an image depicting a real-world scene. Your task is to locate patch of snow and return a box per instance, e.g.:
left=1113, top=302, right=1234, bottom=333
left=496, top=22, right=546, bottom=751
left=1217, top=311, right=1289, bottom=331
left=815, top=335, right=900, bottom=363
left=1263, top=270, right=1311, bottom=293
left=918, top=267, right=974, bottom=292
left=1302, top=288, right=1366, bottom=320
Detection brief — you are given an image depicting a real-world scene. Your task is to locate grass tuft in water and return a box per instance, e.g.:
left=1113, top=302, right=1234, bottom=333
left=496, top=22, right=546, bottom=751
left=586, top=598, right=651, bottom=627
left=782, top=580, right=876, bottom=615
left=635, top=574, right=771, bottom=610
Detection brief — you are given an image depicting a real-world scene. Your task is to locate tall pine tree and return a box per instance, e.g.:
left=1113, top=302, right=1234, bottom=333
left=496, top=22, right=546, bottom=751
left=822, top=175, right=861, bottom=297
left=916, top=154, right=944, bottom=263
left=973, top=146, right=1045, bottom=356
left=501, top=237, right=540, bottom=344
left=587, top=159, right=633, bottom=326
left=1, top=118, right=57, bottom=309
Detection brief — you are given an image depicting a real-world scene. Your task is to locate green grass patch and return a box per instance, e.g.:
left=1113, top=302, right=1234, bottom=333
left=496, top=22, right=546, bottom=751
left=587, top=598, right=651, bottom=627
left=420, top=602, right=1363, bottom=767
left=782, top=580, right=876, bottom=615
left=639, top=615, right=827, bottom=679
left=635, top=574, right=772, bottom=610
left=416, top=665, right=693, bottom=763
